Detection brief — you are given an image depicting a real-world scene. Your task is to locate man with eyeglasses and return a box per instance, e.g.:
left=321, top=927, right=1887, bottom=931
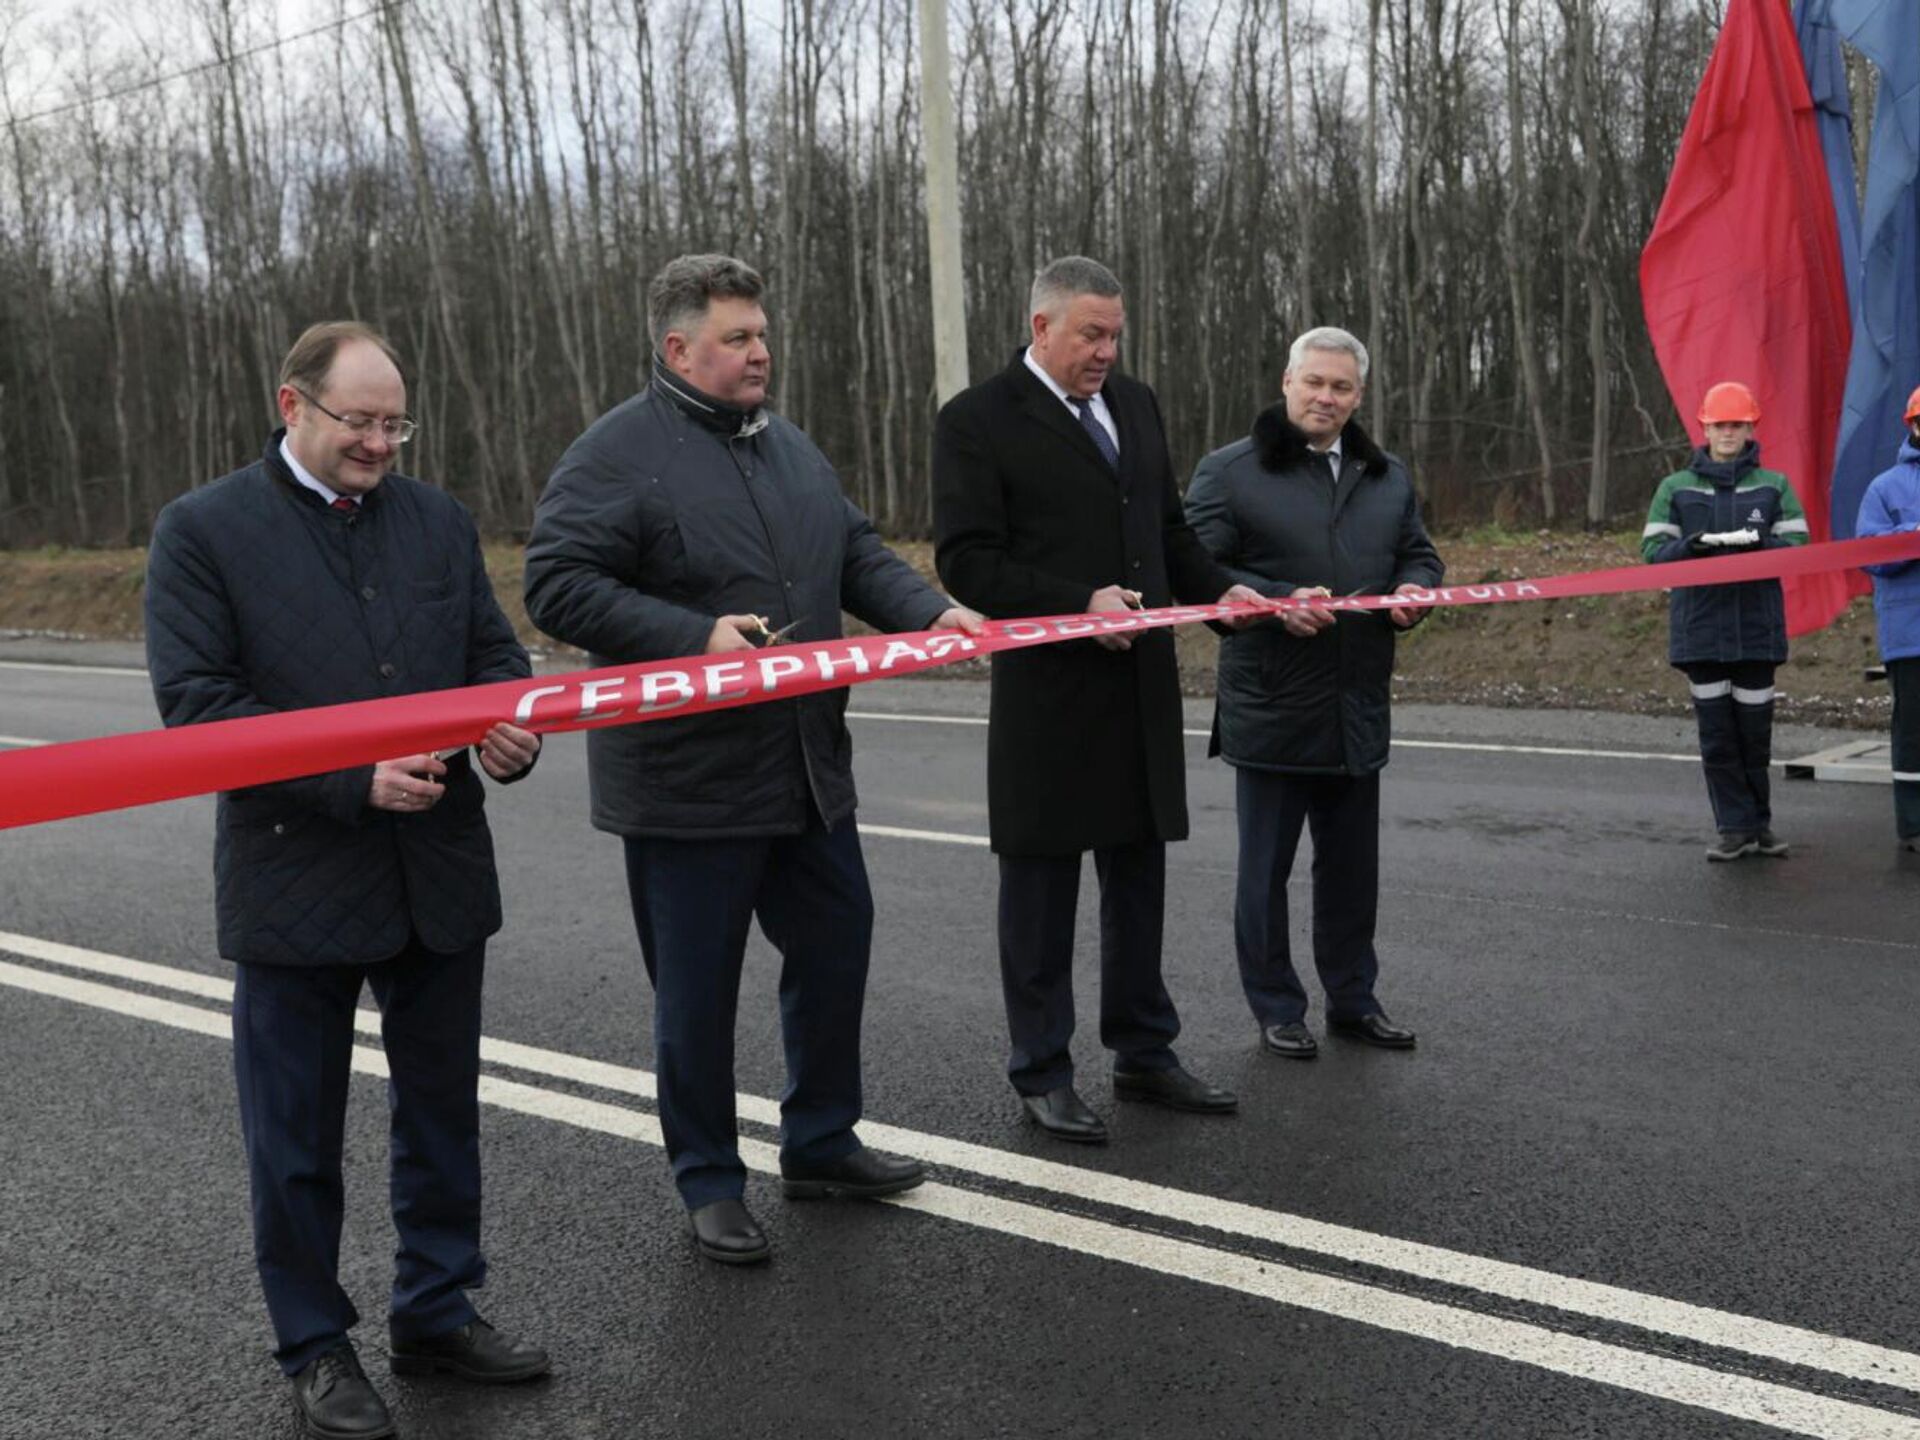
left=145, top=321, right=549, bottom=1440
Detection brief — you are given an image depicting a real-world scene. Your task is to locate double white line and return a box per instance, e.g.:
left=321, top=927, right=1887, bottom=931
left=2, top=928, right=1916, bottom=1438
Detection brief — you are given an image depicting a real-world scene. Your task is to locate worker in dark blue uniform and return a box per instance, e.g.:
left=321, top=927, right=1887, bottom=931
left=1642, top=381, right=1810, bottom=861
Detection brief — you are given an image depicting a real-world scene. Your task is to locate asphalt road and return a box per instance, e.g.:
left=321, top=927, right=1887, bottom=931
left=2, top=644, right=1917, bottom=1440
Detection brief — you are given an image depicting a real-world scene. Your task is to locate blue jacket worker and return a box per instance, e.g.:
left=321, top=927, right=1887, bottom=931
left=144, top=322, right=549, bottom=1440
left=1642, top=380, right=1810, bottom=862
left=524, top=254, right=982, bottom=1267
left=1853, top=383, right=1920, bottom=853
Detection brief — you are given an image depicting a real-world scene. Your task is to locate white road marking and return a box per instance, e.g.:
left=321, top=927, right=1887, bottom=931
left=850, top=709, right=1762, bottom=766
left=5, top=929, right=1916, bottom=1405
left=5, top=953, right=1920, bottom=1439
left=860, top=822, right=990, bottom=847
left=851, top=832, right=1918, bottom=955
left=0, top=658, right=147, bottom=678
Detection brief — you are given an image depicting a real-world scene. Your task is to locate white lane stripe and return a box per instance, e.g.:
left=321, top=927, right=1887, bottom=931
left=888, top=1186, right=1920, bottom=1440
left=0, top=734, right=50, bottom=747
left=5, top=955, right=1920, bottom=1440
left=1391, top=738, right=1707, bottom=763
left=860, top=822, right=990, bottom=847
left=6, top=929, right=1916, bottom=1398
left=848, top=710, right=988, bottom=727
left=850, top=710, right=1725, bottom=765
left=0, top=658, right=148, bottom=677
left=0, top=932, right=662, bottom=1090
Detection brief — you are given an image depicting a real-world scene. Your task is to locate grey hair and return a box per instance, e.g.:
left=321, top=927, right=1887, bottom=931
left=1287, top=326, right=1370, bottom=385
left=1029, top=255, right=1123, bottom=319
left=647, top=253, right=765, bottom=353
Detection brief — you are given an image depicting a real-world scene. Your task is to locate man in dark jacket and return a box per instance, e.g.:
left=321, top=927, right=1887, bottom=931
left=933, top=255, right=1264, bottom=1144
left=524, top=254, right=980, bottom=1265
left=1185, top=326, right=1442, bottom=1061
left=145, top=322, right=548, bottom=1440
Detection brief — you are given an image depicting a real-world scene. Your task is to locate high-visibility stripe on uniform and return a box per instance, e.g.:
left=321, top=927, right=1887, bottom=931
left=1731, top=686, right=1775, bottom=705
left=1644, top=522, right=1681, bottom=539
left=1689, top=679, right=1733, bottom=700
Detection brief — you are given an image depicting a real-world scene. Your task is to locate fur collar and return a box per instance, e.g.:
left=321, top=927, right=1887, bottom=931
left=1251, top=404, right=1388, bottom=477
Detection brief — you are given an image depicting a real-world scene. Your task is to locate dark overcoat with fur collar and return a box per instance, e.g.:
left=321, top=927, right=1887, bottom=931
left=1184, top=408, right=1443, bottom=775
left=933, top=352, right=1232, bottom=855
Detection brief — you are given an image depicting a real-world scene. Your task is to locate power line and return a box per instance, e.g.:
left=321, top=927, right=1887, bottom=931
left=3, top=0, right=404, bottom=129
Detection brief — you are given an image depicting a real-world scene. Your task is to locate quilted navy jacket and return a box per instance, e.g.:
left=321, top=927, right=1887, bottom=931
left=145, top=434, right=533, bottom=967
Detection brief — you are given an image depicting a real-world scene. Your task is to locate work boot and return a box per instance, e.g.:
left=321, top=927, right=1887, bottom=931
left=1706, top=832, right=1758, bottom=862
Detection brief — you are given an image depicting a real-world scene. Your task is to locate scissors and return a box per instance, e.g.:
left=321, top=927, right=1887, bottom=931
left=749, top=614, right=805, bottom=646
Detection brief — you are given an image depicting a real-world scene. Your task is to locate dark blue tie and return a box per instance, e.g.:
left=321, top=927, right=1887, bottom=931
left=1070, top=397, right=1120, bottom=472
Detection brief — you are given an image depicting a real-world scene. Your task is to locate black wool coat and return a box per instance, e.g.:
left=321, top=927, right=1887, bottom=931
left=933, top=352, right=1232, bottom=856
left=1184, top=408, right=1443, bottom=776
left=144, top=434, right=534, bottom=967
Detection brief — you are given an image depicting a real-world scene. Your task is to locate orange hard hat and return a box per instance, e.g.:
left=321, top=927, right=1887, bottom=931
left=1698, top=381, right=1761, bottom=425
left=1905, top=384, right=1920, bottom=425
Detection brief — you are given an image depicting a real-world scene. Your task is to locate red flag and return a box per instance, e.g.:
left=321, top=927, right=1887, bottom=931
left=1640, top=0, right=1860, bottom=634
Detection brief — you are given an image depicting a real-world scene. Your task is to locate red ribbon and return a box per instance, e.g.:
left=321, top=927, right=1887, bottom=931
left=3, top=531, right=1916, bottom=831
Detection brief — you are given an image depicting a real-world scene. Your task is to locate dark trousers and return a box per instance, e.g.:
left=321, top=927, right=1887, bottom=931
left=996, top=840, right=1180, bottom=1094
left=1891, top=657, right=1920, bottom=840
left=1233, top=767, right=1383, bottom=1027
left=622, top=814, right=871, bottom=1209
left=1682, top=661, right=1776, bottom=836
left=232, top=937, right=486, bottom=1376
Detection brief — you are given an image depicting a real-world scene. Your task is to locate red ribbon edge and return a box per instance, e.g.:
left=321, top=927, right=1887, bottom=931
left=3, top=530, right=1916, bottom=831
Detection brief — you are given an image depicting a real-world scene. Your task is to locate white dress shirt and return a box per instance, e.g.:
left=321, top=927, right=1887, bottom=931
left=280, top=438, right=355, bottom=508
left=1023, top=347, right=1120, bottom=455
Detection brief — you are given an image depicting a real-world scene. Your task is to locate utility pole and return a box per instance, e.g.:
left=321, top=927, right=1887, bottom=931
left=918, top=0, right=969, bottom=403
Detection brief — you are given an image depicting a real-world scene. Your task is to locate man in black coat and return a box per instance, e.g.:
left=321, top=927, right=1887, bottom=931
left=933, top=256, right=1265, bottom=1144
left=145, top=322, right=549, bottom=1440
left=1184, top=326, right=1443, bottom=1061
left=524, top=254, right=981, bottom=1264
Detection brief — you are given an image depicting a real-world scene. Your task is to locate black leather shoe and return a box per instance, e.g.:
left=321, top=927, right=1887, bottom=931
left=1019, top=1085, right=1108, bottom=1143
left=1113, top=1065, right=1238, bottom=1113
left=390, top=1316, right=549, bottom=1383
left=781, top=1145, right=926, bottom=1199
left=1328, top=1012, right=1417, bottom=1048
left=1261, top=1021, right=1318, bottom=1059
left=290, top=1344, right=394, bottom=1440
left=687, top=1197, right=771, bottom=1265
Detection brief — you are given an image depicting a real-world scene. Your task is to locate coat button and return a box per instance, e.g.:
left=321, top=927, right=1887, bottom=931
left=272, top=823, right=285, bottom=835
left=361, top=586, right=377, bottom=601
left=1131, top=559, right=1142, bottom=571
left=380, top=662, right=397, bottom=679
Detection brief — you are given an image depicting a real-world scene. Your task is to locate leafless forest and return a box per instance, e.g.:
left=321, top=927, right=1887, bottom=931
left=0, top=0, right=1745, bottom=546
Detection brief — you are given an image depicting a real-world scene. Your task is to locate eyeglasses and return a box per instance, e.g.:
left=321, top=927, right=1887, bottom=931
left=295, top=388, right=416, bottom=444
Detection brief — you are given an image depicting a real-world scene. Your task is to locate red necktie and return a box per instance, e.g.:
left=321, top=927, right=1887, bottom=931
left=330, top=497, right=357, bottom=514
